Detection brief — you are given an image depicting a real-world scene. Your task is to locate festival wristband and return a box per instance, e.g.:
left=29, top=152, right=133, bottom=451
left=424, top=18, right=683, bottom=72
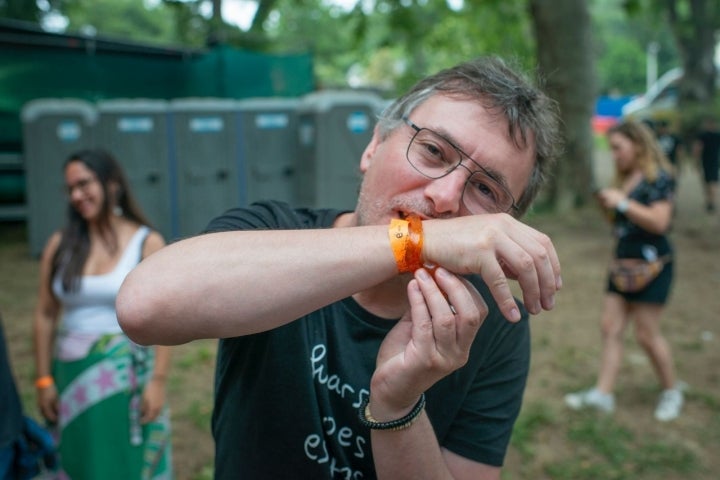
left=406, top=215, right=424, bottom=272
left=388, top=218, right=409, bottom=272
left=35, top=375, right=54, bottom=389
left=389, top=217, right=452, bottom=306
left=388, top=216, right=424, bottom=273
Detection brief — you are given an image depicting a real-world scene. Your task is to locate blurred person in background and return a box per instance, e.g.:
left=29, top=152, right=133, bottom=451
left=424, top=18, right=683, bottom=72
left=1, top=310, right=57, bottom=480
left=0, top=311, right=24, bottom=479
left=565, top=120, right=683, bottom=422
left=654, top=120, right=682, bottom=171
left=692, top=116, right=720, bottom=213
left=33, top=149, right=173, bottom=479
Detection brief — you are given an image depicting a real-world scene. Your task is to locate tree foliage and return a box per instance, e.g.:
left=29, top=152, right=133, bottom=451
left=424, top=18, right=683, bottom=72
left=2, top=0, right=716, bottom=212
left=60, top=0, right=178, bottom=45
left=624, top=0, right=719, bottom=132
left=592, top=0, right=679, bottom=94
left=0, top=0, right=40, bottom=21
left=256, top=0, right=535, bottom=94
left=1, top=0, right=693, bottom=98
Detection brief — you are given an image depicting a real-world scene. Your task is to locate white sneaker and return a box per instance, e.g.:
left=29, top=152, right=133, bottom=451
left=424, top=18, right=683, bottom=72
left=564, top=388, right=615, bottom=414
left=654, top=388, right=684, bottom=422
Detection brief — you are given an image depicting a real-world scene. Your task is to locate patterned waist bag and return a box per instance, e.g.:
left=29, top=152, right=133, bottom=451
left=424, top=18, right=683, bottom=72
left=608, top=254, right=671, bottom=293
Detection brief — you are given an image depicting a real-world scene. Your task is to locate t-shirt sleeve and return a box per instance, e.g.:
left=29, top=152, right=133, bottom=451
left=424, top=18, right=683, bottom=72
left=203, top=201, right=294, bottom=233
left=646, top=172, right=675, bottom=204
left=202, top=201, right=345, bottom=234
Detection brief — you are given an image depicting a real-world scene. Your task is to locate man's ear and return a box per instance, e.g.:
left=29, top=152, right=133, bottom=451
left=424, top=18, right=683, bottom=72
left=359, top=125, right=382, bottom=173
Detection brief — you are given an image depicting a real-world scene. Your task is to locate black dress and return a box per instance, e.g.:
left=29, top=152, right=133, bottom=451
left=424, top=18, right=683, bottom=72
left=606, top=171, right=675, bottom=304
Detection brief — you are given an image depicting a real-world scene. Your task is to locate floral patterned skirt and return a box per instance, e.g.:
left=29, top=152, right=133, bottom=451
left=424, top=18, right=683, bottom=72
left=52, top=333, right=172, bottom=480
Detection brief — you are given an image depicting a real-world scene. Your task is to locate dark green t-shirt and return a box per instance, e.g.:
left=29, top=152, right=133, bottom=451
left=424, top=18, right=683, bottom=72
left=206, top=201, right=531, bottom=480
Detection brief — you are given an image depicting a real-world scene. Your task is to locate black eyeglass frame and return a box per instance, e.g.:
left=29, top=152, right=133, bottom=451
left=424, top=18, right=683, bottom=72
left=402, top=116, right=519, bottom=214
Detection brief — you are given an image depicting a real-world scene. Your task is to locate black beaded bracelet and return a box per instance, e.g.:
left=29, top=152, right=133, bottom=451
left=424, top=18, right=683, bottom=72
left=358, top=393, right=426, bottom=431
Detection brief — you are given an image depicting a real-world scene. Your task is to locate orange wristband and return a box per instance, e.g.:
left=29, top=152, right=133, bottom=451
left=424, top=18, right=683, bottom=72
left=35, top=375, right=54, bottom=389
left=406, top=215, right=424, bottom=272
left=389, top=218, right=409, bottom=272
left=388, top=216, right=424, bottom=273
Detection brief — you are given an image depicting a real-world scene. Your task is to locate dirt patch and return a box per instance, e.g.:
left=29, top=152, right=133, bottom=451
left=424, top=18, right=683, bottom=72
left=1, top=155, right=718, bottom=479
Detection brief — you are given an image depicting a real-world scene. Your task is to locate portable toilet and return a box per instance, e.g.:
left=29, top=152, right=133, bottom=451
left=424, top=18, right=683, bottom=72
left=21, top=99, right=96, bottom=256
left=168, top=98, right=242, bottom=238
left=236, top=97, right=300, bottom=206
left=296, top=90, right=382, bottom=210
left=96, top=99, right=174, bottom=240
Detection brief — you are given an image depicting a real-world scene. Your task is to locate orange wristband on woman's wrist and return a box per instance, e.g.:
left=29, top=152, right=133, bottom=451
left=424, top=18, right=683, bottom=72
left=35, top=375, right=54, bottom=389
left=388, top=216, right=424, bottom=273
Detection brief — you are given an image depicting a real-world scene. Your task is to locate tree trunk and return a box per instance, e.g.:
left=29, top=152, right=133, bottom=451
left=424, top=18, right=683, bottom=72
left=666, top=0, right=719, bottom=135
left=668, top=0, right=717, bottom=103
left=208, top=0, right=224, bottom=45
left=529, top=0, right=597, bottom=212
left=212, top=0, right=223, bottom=22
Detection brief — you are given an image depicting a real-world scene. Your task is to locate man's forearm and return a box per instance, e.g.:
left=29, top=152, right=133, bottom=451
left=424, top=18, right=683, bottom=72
left=370, top=413, right=451, bottom=480
left=117, top=225, right=397, bottom=345
left=370, top=413, right=500, bottom=480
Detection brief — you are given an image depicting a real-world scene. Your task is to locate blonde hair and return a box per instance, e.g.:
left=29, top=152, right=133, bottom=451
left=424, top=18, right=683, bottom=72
left=606, top=120, right=674, bottom=187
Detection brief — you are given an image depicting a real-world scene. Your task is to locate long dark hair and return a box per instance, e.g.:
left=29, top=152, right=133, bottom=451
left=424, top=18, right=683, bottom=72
left=51, top=149, right=152, bottom=292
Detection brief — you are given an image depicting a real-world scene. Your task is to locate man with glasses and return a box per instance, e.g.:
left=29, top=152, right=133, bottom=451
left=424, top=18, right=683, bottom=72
left=118, top=56, right=563, bottom=480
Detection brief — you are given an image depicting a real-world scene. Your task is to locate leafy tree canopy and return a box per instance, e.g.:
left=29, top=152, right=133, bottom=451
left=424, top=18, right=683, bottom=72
left=0, top=0, right=693, bottom=97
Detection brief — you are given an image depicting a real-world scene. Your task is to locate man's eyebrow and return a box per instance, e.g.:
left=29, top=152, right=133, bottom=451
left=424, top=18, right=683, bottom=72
left=434, top=125, right=513, bottom=191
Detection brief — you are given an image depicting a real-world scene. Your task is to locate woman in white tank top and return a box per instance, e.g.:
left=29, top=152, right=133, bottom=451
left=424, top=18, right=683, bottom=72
left=33, top=149, right=173, bottom=479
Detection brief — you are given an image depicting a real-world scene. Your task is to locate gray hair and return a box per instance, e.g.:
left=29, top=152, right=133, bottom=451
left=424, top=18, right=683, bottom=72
left=377, top=56, right=562, bottom=216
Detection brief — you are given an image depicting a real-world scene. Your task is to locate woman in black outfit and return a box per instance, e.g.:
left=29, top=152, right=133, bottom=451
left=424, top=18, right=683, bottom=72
left=565, top=120, right=684, bottom=422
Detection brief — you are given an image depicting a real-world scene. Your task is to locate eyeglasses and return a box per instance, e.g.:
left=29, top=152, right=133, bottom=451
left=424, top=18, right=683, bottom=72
left=403, top=117, right=518, bottom=214
left=65, top=177, right=97, bottom=196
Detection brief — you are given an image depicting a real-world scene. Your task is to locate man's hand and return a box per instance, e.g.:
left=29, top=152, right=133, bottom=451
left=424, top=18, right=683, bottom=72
left=423, top=214, right=561, bottom=323
left=369, top=267, right=486, bottom=419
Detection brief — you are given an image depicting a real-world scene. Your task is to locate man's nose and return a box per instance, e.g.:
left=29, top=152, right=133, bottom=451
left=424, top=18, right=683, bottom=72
left=423, top=167, right=468, bottom=215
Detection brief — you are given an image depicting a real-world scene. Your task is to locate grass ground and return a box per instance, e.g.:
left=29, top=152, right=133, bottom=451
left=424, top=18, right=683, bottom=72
left=1, top=151, right=718, bottom=479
